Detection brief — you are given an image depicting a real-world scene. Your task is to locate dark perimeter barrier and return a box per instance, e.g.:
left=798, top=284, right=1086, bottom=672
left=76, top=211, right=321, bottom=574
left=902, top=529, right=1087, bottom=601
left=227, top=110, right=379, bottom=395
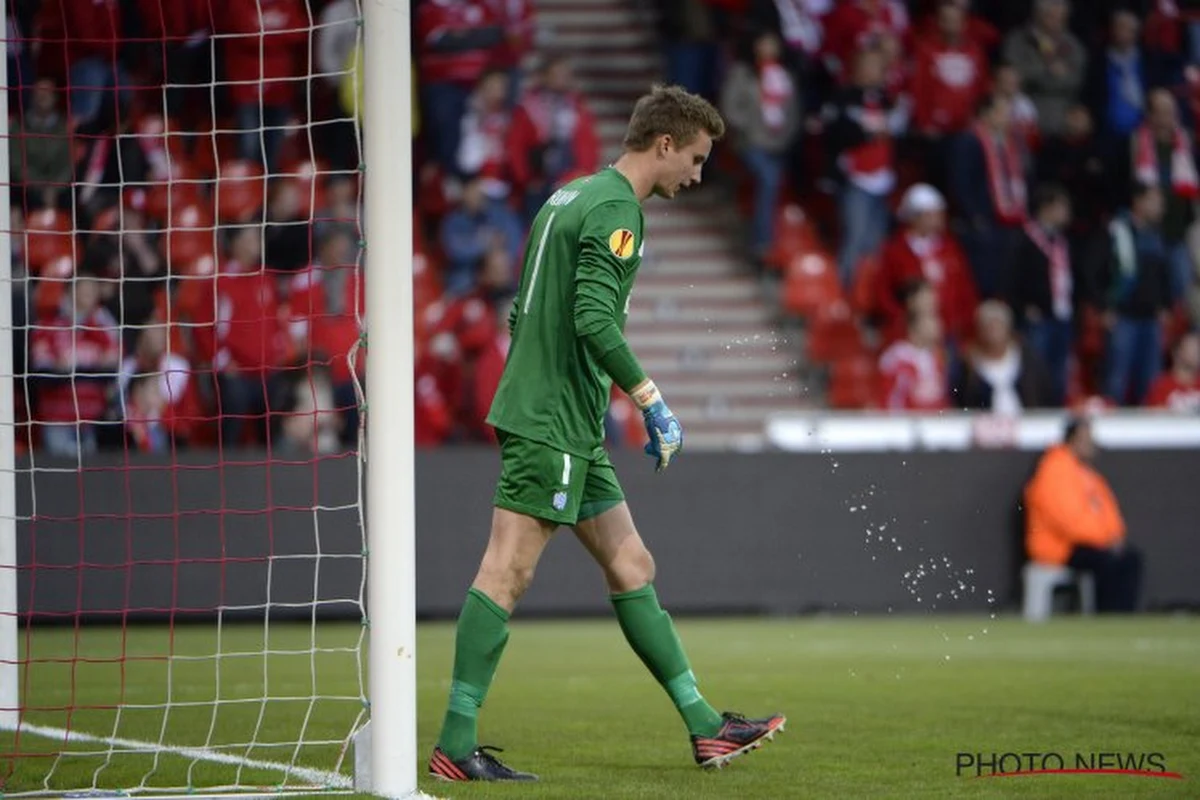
left=15, top=449, right=1200, bottom=621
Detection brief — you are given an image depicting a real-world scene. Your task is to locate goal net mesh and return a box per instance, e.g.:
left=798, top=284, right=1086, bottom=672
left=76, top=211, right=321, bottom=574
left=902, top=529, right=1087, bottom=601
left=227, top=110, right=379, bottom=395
left=2, top=0, right=370, bottom=794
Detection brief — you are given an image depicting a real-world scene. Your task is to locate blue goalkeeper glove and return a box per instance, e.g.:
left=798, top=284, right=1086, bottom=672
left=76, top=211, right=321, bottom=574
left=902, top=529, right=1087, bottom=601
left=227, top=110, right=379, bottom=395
left=631, top=380, right=683, bottom=472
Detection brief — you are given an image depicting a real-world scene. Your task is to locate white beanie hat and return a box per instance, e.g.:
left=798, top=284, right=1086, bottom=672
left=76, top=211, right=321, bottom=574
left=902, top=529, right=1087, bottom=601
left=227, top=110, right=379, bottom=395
left=898, top=183, right=946, bottom=222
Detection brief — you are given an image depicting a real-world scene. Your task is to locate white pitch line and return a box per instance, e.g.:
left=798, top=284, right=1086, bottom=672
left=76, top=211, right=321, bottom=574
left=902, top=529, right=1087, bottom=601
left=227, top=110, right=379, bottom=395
left=0, top=721, right=352, bottom=790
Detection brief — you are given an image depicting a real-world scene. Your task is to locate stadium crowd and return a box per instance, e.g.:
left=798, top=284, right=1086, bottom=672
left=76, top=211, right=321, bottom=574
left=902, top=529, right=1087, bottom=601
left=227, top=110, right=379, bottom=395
left=695, top=0, right=1200, bottom=413
left=7, top=0, right=1200, bottom=459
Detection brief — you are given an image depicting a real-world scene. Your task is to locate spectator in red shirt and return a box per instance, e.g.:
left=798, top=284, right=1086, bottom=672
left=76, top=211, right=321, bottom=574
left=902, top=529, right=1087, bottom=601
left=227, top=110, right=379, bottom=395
left=286, top=226, right=363, bottom=442
left=507, top=54, right=600, bottom=220
left=220, top=0, right=308, bottom=171
left=470, top=303, right=511, bottom=443
left=822, top=0, right=910, bottom=85
left=912, top=0, right=989, bottom=185
left=878, top=309, right=949, bottom=411
left=878, top=183, right=978, bottom=347
left=35, top=0, right=131, bottom=132
left=486, top=0, right=536, bottom=97
left=416, top=365, right=455, bottom=446
left=416, top=330, right=465, bottom=443
left=1144, top=330, right=1200, bottom=411
left=208, top=226, right=291, bottom=446
left=917, top=0, right=1000, bottom=58
left=29, top=270, right=121, bottom=457
left=457, top=69, right=514, bottom=200
left=416, top=0, right=505, bottom=175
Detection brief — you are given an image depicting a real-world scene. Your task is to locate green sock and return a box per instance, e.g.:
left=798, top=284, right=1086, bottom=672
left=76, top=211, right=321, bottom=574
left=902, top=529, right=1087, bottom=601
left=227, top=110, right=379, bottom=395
left=436, top=587, right=511, bottom=760
left=611, top=583, right=724, bottom=737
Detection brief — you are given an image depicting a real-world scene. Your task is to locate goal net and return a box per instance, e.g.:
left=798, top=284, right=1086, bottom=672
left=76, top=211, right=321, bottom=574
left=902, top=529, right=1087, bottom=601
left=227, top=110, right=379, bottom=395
left=1, top=0, right=378, bottom=794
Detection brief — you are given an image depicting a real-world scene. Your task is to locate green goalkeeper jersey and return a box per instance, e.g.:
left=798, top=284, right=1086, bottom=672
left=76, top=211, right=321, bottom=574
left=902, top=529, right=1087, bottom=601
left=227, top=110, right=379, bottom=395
left=487, top=167, right=646, bottom=458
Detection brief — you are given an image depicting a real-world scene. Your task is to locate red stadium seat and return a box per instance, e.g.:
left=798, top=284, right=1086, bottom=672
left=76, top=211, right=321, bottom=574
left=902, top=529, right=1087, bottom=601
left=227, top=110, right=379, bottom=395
left=189, top=120, right=240, bottom=178
left=850, top=254, right=882, bottom=319
left=214, top=159, right=266, bottom=222
left=413, top=251, right=444, bottom=350
left=1077, top=306, right=1106, bottom=361
left=766, top=204, right=820, bottom=271
left=807, top=299, right=864, bottom=364
left=783, top=251, right=842, bottom=316
left=829, top=353, right=881, bottom=410
left=33, top=254, right=74, bottom=317
left=1164, top=305, right=1191, bottom=353
left=144, top=158, right=205, bottom=223
left=162, top=203, right=218, bottom=272
left=136, top=113, right=196, bottom=169
left=24, top=208, right=74, bottom=274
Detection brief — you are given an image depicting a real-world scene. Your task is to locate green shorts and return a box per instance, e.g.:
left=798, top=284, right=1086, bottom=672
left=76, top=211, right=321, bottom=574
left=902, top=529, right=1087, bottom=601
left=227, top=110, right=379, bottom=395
left=493, top=430, right=625, bottom=526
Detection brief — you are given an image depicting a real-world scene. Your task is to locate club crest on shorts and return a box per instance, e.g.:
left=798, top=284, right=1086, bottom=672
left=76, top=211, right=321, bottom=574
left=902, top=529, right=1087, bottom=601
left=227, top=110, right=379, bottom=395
left=552, top=491, right=568, bottom=511
left=608, top=228, right=636, bottom=259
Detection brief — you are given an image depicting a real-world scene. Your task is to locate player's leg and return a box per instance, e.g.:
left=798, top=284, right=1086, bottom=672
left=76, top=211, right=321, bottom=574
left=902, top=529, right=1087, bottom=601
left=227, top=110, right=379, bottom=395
left=573, top=454, right=785, bottom=768
left=572, top=500, right=723, bottom=736
left=435, top=507, right=555, bottom=762
left=431, top=433, right=586, bottom=782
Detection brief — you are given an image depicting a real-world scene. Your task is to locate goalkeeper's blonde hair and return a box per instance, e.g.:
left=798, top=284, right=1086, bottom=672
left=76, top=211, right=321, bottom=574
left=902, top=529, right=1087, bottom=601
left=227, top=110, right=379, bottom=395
left=623, top=84, right=725, bottom=152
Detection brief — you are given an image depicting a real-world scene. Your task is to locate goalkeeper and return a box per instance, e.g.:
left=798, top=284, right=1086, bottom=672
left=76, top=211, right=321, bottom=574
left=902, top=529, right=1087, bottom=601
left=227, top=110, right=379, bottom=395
left=428, top=85, right=785, bottom=784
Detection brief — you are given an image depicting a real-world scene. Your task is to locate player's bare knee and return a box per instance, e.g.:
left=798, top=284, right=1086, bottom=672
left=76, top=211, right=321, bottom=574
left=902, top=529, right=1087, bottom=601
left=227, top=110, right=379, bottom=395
left=474, top=555, right=538, bottom=609
left=609, top=543, right=655, bottom=593
left=507, top=563, right=537, bottom=600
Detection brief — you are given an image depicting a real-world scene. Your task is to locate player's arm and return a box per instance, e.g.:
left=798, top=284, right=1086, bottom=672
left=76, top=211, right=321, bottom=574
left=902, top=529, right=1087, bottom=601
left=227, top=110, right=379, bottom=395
left=574, top=201, right=682, bottom=471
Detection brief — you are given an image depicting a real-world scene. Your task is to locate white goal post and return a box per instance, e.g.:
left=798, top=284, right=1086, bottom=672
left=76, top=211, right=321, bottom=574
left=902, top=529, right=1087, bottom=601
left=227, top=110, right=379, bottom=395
left=361, top=0, right=418, bottom=798
left=0, top=0, right=20, bottom=736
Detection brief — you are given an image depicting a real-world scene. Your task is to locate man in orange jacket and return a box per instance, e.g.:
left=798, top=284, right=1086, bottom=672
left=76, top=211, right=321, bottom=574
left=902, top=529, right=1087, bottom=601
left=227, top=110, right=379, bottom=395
left=1024, top=417, right=1143, bottom=612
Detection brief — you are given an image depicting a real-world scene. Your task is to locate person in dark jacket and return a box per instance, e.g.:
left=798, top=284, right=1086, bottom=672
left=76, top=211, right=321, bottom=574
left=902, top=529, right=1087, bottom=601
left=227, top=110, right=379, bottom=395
left=1119, top=88, right=1199, bottom=305
left=9, top=78, right=73, bottom=211
left=1082, top=8, right=1147, bottom=143
left=1009, top=183, right=1079, bottom=404
left=1101, top=181, right=1174, bottom=405
left=954, top=299, right=1054, bottom=413
left=1034, top=105, right=1117, bottom=238
left=949, top=93, right=1030, bottom=298
left=655, top=0, right=721, bottom=102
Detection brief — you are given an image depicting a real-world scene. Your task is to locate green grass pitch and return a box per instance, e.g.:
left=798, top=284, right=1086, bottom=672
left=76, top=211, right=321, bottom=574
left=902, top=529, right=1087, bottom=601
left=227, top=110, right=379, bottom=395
left=1, top=616, right=1197, bottom=798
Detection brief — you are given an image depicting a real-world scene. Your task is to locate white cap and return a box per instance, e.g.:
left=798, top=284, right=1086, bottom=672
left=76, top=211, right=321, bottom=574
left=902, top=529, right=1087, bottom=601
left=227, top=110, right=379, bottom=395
left=898, top=183, right=946, bottom=221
